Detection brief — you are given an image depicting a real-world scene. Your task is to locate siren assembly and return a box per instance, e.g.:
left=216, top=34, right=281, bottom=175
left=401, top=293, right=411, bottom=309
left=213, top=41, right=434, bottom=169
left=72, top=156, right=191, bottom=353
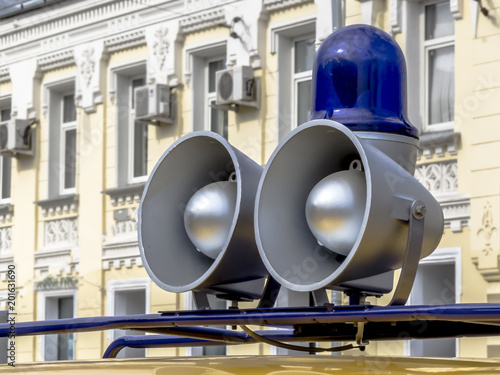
left=139, top=24, right=444, bottom=307
left=138, top=132, right=268, bottom=305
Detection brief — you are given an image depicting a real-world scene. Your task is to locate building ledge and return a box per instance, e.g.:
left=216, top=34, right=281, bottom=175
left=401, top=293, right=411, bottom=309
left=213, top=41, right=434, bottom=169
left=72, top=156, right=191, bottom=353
left=34, top=247, right=78, bottom=278
left=418, top=130, right=461, bottom=159
left=102, top=183, right=145, bottom=206
left=35, top=194, right=79, bottom=217
left=0, top=204, right=13, bottom=223
left=438, top=194, right=470, bottom=233
left=102, top=238, right=142, bottom=270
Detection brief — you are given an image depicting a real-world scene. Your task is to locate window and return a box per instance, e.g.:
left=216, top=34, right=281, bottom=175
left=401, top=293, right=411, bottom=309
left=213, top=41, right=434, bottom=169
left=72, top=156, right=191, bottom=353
left=423, top=1, right=455, bottom=130
left=207, top=58, right=228, bottom=139
left=42, top=294, right=75, bottom=361
left=61, top=94, right=76, bottom=194
left=107, top=278, right=149, bottom=358
left=408, top=248, right=460, bottom=357
left=269, top=18, right=316, bottom=140
left=113, top=289, right=146, bottom=358
left=293, top=36, right=315, bottom=127
left=0, top=101, right=11, bottom=203
left=112, top=63, right=147, bottom=187
left=130, top=77, right=148, bottom=182
left=186, top=41, right=227, bottom=136
left=47, top=80, right=77, bottom=198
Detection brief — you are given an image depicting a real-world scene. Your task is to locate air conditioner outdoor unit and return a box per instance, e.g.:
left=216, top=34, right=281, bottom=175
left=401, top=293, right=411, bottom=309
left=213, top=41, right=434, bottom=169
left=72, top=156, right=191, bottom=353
left=134, top=84, right=173, bottom=124
left=215, top=65, right=256, bottom=107
left=0, top=119, right=34, bottom=156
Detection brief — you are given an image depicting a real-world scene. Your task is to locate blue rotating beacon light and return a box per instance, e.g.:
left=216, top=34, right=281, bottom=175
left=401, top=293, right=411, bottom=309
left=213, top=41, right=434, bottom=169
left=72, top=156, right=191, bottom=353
left=255, top=25, right=443, bottom=301
left=310, top=24, right=418, bottom=139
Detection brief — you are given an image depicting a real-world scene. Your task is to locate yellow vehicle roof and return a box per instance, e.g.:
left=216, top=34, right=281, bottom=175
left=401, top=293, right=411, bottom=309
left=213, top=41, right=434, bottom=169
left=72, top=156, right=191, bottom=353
left=2, top=355, right=500, bottom=375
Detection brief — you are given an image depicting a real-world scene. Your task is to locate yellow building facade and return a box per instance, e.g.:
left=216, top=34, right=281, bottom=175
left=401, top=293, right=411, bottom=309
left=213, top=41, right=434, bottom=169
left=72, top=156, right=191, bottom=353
left=0, top=0, right=498, bottom=363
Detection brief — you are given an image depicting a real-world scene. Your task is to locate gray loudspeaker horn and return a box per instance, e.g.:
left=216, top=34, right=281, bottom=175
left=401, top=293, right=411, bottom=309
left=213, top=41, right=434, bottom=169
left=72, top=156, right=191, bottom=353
left=139, top=132, right=267, bottom=301
left=255, top=120, right=444, bottom=294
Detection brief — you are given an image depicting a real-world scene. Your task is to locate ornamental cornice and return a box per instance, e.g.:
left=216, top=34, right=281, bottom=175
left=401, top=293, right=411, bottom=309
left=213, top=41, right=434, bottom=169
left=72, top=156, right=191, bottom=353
left=418, top=130, right=461, bottom=160
left=440, top=195, right=470, bottom=233
left=0, top=68, right=10, bottom=84
left=38, top=50, right=76, bottom=72
left=34, top=248, right=78, bottom=279
left=179, top=8, right=226, bottom=34
left=35, top=194, right=79, bottom=217
left=263, top=0, right=314, bottom=11
left=104, top=30, right=147, bottom=53
left=102, top=240, right=143, bottom=270
left=0, top=0, right=150, bottom=51
left=102, top=183, right=145, bottom=206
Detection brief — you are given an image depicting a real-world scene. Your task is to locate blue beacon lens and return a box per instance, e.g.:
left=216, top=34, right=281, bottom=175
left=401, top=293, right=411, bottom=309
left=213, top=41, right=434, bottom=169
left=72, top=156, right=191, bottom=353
left=309, top=24, right=418, bottom=139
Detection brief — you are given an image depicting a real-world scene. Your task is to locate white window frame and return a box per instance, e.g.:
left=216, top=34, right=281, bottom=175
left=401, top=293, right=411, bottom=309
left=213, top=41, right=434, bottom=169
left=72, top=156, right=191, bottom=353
left=44, top=77, right=76, bottom=198
left=128, top=75, right=148, bottom=185
left=269, top=16, right=316, bottom=141
left=109, top=60, right=147, bottom=187
left=185, top=39, right=227, bottom=133
left=405, top=246, right=462, bottom=356
left=420, top=0, right=455, bottom=133
left=205, top=57, right=227, bottom=138
left=37, top=289, right=77, bottom=361
left=0, top=96, right=12, bottom=204
left=106, top=278, right=150, bottom=355
left=60, top=93, right=77, bottom=195
left=291, top=34, right=315, bottom=129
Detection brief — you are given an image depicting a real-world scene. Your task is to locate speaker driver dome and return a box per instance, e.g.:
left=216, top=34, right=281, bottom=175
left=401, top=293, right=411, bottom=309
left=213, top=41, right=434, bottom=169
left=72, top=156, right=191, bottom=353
left=184, top=179, right=237, bottom=260
left=305, top=169, right=366, bottom=256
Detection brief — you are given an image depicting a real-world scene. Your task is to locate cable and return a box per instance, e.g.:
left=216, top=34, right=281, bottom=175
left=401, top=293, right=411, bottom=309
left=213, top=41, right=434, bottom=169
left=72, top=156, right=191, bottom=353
left=240, top=325, right=363, bottom=354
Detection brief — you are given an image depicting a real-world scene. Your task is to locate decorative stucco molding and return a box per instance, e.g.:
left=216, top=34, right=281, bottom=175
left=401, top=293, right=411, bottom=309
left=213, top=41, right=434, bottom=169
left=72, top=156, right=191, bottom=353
left=34, top=248, right=78, bottom=279
left=0, top=204, right=13, bottom=224
left=108, top=13, right=140, bottom=33
left=418, top=130, right=461, bottom=160
left=102, top=183, right=145, bottom=207
left=102, top=204, right=142, bottom=270
left=414, top=160, right=468, bottom=232
left=472, top=201, right=500, bottom=282
left=104, top=30, right=146, bottom=53
left=185, top=0, right=233, bottom=11
left=9, top=59, right=41, bottom=120
left=41, top=34, right=70, bottom=52
left=0, top=0, right=148, bottom=51
left=0, top=257, right=14, bottom=282
left=441, top=196, right=470, bottom=233
left=263, top=0, right=313, bottom=11
left=145, top=23, right=181, bottom=85
left=414, top=161, right=458, bottom=196
left=110, top=207, right=138, bottom=240
left=0, top=226, right=12, bottom=258
left=179, top=9, right=226, bottom=34
left=75, top=42, right=107, bottom=113
left=35, top=194, right=79, bottom=217
left=38, top=50, right=76, bottom=72
left=152, top=27, right=170, bottom=71
left=0, top=68, right=10, bottom=84
left=45, top=218, right=78, bottom=248
left=102, top=240, right=143, bottom=270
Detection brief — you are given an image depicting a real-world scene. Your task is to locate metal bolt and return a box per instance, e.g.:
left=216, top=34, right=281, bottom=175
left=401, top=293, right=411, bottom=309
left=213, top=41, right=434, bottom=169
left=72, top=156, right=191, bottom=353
left=412, top=203, right=426, bottom=220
